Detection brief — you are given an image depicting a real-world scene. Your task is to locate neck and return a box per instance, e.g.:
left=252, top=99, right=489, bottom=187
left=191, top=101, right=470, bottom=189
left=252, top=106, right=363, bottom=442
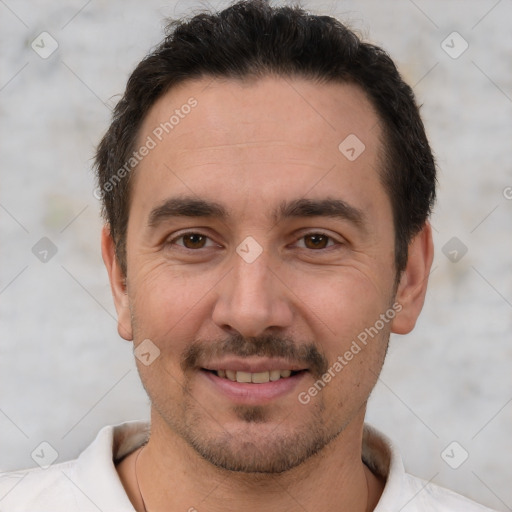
left=125, top=408, right=384, bottom=512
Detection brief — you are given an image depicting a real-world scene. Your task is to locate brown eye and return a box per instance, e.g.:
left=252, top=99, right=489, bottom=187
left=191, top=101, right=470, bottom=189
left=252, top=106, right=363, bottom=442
left=302, top=233, right=331, bottom=249
left=181, top=233, right=207, bottom=249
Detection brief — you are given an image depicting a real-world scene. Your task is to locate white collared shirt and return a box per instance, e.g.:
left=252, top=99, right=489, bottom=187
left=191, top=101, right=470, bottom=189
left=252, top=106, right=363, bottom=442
left=0, top=421, right=497, bottom=511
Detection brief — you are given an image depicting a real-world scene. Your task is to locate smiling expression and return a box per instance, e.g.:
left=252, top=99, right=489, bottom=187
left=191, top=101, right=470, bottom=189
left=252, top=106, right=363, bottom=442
left=108, top=76, right=409, bottom=473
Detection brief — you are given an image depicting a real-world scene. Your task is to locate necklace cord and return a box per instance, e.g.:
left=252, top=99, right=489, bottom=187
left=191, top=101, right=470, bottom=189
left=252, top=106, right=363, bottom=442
left=134, top=445, right=148, bottom=512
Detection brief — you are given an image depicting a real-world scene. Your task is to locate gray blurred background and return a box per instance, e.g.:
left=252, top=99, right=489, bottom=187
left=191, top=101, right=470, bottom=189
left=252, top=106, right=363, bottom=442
left=1, top=0, right=511, bottom=510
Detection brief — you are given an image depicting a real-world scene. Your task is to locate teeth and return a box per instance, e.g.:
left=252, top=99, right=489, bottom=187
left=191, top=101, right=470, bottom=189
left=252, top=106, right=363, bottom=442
left=214, top=369, right=297, bottom=383
left=251, top=371, right=269, bottom=383
left=269, top=370, right=281, bottom=381
left=236, top=371, right=252, bottom=383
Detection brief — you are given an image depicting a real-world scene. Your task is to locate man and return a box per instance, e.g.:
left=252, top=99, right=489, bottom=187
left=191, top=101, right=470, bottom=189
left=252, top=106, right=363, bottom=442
left=0, top=1, right=497, bottom=511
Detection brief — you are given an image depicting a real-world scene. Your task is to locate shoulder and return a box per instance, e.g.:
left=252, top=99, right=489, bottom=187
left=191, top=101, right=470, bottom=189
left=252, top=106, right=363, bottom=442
left=362, top=424, right=499, bottom=512
left=0, top=421, right=149, bottom=512
left=400, top=473, right=498, bottom=511
left=0, top=460, right=85, bottom=512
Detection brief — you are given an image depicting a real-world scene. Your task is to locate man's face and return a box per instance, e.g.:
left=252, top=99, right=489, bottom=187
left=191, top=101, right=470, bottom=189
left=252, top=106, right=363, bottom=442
left=114, top=77, right=403, bottom=472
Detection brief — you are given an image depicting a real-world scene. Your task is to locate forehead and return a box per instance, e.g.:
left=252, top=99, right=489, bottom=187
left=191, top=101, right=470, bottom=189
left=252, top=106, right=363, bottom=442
left=130, top=76, right=387, bottom=225
left=139, top=76, right=381, bottom=154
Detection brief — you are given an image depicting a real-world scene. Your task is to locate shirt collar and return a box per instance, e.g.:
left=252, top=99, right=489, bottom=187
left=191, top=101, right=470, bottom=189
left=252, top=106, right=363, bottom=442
left=362, top=423, right=406, bottom=510
left=67, top=420, right=150, bottom=512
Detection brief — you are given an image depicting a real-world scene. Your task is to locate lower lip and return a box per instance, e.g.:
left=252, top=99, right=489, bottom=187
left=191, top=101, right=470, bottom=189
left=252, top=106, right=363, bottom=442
left=200, top=369, right=307, bottom=405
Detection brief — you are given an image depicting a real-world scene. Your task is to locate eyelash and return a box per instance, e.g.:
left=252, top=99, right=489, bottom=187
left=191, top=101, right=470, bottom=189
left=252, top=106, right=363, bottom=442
left=166, top=231, right=341, bottom=251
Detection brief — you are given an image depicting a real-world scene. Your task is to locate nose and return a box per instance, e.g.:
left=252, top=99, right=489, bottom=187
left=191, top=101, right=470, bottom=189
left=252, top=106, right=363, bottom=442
left=211, top=248, right=293, bottom=338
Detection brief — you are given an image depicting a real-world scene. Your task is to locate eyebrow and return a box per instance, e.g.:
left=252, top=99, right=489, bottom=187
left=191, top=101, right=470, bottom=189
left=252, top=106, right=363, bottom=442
left=147, top=196, right=367, bottom=231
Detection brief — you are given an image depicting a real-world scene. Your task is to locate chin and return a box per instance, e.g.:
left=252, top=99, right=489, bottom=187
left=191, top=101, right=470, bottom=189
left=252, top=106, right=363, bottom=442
left=178, top=406, right=339, bottom=474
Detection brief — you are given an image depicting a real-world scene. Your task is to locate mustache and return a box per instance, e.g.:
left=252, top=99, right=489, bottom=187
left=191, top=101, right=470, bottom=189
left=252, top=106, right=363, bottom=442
left=181, top=332, right=329, bottom=379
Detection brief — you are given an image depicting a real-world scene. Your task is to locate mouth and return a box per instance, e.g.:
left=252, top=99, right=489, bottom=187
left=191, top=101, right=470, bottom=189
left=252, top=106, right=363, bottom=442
left=203, top=368, right=304, bottom=383
left=199, top=365, right=308, bottom=404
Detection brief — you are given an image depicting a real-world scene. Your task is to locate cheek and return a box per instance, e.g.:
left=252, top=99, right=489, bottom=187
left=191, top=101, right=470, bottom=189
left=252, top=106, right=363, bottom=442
left=297, top=267, right=392, bottom=338
left=129, top=264, right=216, bottom=348
left=295, top=268, right=393, bottom=403
left=129, top=270, right=208, bottom=392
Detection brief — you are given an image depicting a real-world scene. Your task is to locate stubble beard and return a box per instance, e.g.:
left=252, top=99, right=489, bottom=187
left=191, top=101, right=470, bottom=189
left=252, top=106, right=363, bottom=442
left=150, top=382, right=344, bottom=474
left=132, top=299, right=393, bottom=475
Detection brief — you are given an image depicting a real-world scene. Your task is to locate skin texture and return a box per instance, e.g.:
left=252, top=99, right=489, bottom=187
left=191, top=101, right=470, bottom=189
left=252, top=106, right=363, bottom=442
left=103, top=76, right=434, bottom=511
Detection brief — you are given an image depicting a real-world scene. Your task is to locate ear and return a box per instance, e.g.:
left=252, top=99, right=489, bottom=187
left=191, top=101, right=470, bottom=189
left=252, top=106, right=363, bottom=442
left=101, top=225, right=133, bottom=341
left=391, top=222, right=434, bottom=335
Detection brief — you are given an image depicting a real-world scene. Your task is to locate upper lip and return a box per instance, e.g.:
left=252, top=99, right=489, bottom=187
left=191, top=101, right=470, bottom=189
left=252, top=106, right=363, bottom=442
left=201, top=357, right=307, bottom=373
